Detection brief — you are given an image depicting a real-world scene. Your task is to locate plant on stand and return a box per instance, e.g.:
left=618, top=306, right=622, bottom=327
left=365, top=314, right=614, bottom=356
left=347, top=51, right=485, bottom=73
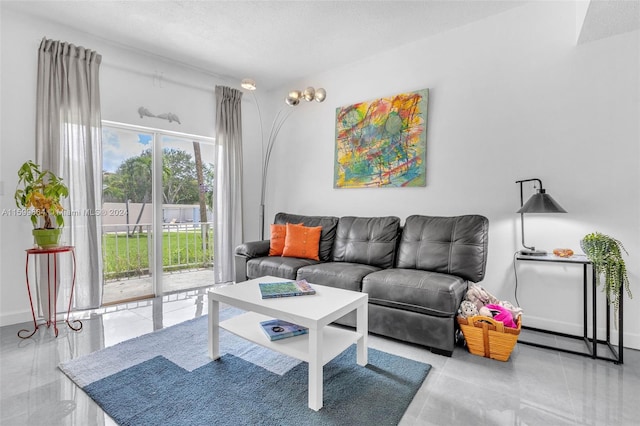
left=581, top=232, right=632, bottom=313
left=14, top=160, right=69, bottom=248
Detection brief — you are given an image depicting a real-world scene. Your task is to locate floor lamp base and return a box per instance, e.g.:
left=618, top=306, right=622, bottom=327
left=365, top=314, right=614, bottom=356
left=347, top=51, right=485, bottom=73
left=519, top=248, right=547, bottom=256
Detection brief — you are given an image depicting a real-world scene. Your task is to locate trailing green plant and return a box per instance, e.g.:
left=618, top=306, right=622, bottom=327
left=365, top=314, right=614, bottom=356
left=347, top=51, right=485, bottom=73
left=581, top=232, right=632, bottom=312
left=14, top=160, right=69, bottom=229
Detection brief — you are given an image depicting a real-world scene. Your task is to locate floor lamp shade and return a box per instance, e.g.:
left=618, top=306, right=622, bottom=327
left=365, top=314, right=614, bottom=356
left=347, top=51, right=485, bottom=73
left=516, top=178, right=567, bottom=255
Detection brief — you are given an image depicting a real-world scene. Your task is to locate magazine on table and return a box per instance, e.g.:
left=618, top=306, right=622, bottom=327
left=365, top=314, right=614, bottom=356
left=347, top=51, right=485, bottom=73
left=259, top=319, right=309, bottom=341
left=258, top=279, right=316, bottom=299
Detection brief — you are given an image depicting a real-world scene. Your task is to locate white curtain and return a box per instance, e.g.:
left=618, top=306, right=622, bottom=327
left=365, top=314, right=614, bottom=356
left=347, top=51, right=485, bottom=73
left=213, top=86, right=244, bottom=284
left=36, top=38, right=103, bottom=309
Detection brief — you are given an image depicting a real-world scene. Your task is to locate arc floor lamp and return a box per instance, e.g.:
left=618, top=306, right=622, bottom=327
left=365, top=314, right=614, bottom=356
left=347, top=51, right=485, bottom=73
left=516, top=178, right=567, bottom=255
left=241, top=78, right=326, bottom=239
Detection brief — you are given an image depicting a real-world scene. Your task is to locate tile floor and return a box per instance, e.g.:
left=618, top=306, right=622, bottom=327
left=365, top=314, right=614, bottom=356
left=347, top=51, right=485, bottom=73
left=1, top=288, right=638, bottom=426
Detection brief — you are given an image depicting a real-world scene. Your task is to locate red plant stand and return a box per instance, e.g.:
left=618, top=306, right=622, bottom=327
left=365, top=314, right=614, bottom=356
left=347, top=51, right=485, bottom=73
left=18, top=246, right=82, bottom=338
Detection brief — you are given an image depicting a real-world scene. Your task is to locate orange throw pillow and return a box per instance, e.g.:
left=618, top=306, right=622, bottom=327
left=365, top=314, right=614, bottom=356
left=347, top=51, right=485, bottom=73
left=282, top=223, right=322, bottom=261
left=269, top=224, right=287, bottom=256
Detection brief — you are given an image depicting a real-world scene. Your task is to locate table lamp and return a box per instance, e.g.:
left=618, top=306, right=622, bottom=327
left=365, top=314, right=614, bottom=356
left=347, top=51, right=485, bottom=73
left=516, top=178, right=567, bottom=255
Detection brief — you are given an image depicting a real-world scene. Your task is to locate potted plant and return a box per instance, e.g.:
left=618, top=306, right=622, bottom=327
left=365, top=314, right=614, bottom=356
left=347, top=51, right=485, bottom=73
left=581, top=232, right=632, bottom=313
left=14, top=160, right=69, bottom=248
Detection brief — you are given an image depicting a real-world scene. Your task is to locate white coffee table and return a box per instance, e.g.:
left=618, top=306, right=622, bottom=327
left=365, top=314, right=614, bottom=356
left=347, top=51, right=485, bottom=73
left=208, top=275, right=368, bottom=411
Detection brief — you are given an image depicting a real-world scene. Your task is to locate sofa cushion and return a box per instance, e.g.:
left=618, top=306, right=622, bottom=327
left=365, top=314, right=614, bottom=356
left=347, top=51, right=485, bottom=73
left=396, top=215, right=489, bottom=283
left=331, top=216, right=400, bottom=268
left=274, top=213, right=339, bottom=262
left=246, top=256, right=320, bottom=281
left=297, top=262, right=381, bottom=292
left=363, top=269, right=467, bottom=317
left=269, top=222, right=304, bottom=256
left=282, top=223, right=322, bottom=260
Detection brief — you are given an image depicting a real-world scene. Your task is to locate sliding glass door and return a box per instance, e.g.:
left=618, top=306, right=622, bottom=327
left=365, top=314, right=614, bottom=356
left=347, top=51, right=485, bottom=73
left=160, top=134, right=215, bottom=293
left=101, top=122, right=214, bottom=304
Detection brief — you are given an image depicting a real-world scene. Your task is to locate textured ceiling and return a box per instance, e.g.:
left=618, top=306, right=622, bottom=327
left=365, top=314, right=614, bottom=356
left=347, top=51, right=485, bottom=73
left=4, top=1, right=639, bottom=89
left=3, top=0, right=528, bottom=88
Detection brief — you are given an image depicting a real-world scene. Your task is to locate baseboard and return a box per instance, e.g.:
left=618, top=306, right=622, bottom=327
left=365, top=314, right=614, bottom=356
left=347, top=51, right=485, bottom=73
left=523, top=315, right=639, bottom=350
left=625, top=334, right=640, bottom=350
left=0, top=310, right=32, bottom=327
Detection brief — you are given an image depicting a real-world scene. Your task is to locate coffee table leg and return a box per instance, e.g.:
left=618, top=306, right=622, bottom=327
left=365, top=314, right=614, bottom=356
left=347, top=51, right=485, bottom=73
left=208, top=297, right=220, bottom=360
left=308, top=326, right=323, bottom=411
left=356, top=302, right=368, bottom=366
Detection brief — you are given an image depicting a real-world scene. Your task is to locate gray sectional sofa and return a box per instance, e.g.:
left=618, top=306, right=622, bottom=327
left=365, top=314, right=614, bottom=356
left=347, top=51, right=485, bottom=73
left=234, top=212, right=489, bottom=356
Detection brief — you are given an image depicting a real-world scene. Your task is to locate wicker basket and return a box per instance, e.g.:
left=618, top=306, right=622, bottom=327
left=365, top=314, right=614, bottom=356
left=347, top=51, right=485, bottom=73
left=457, top=315, right=522, bottom=361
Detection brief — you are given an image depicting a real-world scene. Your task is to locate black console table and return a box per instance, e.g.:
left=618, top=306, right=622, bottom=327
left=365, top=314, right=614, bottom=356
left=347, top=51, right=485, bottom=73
left=515, top=254, right=623, bottom=364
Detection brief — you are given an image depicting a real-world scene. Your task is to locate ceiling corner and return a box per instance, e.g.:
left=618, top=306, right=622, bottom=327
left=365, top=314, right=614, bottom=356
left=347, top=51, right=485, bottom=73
left=577, top=0, right=640, bottom=45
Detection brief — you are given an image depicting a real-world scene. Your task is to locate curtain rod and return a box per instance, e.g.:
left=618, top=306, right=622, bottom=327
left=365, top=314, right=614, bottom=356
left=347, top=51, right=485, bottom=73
left=102, top=120, right=214, bottom=142
left=101, top=61, right=231, bottom=93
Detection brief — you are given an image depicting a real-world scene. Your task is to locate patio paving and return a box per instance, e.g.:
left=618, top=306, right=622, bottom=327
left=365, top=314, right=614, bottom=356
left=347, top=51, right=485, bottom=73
left=103, top=268, right=214, bottom=305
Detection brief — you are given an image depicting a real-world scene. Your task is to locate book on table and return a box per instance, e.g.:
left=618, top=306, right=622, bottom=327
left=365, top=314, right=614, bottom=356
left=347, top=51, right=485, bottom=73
left=259, top=319, right=309, bottom=341
left=258, top=279, right=316, bottom=299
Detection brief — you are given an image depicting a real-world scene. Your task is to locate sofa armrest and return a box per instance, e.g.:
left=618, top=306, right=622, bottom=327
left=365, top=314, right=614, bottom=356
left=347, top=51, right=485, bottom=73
left=235, top=240, right=271, bottom=259
left=234, top=240, right=270, bottom=282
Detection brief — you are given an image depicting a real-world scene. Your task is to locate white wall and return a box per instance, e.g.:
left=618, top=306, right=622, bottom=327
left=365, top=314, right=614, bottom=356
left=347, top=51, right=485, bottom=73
left=245, top=2, right=640, bottom=348
left=0, top=8, right=237, bottom=325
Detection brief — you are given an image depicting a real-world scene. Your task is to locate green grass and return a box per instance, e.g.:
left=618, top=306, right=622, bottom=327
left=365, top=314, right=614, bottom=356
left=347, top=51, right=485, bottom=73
left=102, top=230, right=213, bottom=280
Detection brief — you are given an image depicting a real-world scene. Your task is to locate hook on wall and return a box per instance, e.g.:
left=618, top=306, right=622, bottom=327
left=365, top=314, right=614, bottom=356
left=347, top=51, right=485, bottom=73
left=153, top=70, right=164, bottom=88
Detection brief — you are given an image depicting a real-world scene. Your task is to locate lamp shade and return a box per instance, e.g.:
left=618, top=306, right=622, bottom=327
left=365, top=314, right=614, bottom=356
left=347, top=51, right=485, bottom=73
left=285, top=90, right=302, bottom=106
left=517, top=189, right=567, bottom=213
left=302, top=87, right=315, bottom=102
left=241, top=78, right=256, bottom=90
left=314, top=88, right=326, bottom=102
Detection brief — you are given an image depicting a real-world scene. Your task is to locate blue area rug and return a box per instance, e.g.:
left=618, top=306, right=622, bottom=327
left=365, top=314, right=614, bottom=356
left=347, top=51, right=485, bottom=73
left=60, top=310, right=431, bottom=425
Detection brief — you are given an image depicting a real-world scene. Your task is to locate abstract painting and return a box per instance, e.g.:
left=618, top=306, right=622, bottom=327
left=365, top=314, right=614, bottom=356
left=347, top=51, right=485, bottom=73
left=334, top=89, right=428, bottom=188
